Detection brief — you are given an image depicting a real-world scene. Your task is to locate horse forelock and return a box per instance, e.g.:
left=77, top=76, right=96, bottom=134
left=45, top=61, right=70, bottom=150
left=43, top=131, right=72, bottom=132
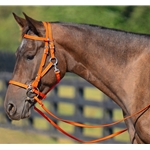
left=21, top=26, right=29, bottom=39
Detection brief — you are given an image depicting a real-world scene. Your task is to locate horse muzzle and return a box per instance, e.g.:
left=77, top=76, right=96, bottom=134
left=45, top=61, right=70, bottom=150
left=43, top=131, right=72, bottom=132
left=5, top=99, right=34, bottom=120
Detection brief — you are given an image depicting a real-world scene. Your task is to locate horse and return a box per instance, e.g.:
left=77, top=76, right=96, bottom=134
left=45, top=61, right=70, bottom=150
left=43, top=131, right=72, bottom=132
left=4, top=12, right=150, bottom=144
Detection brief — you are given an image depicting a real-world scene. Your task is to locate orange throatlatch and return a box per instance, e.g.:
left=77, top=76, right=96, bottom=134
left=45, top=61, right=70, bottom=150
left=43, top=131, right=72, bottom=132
left=8, top=21, right=150, bottom=143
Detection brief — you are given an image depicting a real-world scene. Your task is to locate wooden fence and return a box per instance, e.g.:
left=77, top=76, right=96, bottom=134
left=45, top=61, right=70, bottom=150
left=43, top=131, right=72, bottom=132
left=0, top=52, right=130, bottom=144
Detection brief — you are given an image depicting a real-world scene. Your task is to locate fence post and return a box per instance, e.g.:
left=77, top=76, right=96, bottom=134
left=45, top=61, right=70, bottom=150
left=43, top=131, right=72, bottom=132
left=102, top=96, right=113, bottom=139
left=49, top=86, right=59, bottom=141
left=74, top=87, right=84, bottom=140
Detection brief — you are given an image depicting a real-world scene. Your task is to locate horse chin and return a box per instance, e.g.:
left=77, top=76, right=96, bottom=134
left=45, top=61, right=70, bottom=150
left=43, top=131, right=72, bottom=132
left=21, top=100, right=34, bottom=119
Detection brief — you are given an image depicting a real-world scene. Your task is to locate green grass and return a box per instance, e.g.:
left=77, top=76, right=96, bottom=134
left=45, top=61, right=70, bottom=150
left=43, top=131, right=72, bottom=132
left=0, top=127, right=75, bottom=144
left=0, top=127, right=56, bottom=144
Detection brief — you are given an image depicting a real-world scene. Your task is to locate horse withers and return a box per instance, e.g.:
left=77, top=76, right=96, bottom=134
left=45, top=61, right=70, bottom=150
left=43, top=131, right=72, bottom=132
left=4, top=13, right=150, bottom=143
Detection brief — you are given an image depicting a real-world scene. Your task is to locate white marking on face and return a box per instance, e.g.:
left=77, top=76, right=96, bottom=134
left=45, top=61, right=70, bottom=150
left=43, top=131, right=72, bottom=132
left=20, top=38, right=27, bottom=50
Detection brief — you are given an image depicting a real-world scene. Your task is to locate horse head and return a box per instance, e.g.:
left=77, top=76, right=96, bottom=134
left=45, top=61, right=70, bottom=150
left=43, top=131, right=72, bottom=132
left=4, top=13, right=67, bottom=120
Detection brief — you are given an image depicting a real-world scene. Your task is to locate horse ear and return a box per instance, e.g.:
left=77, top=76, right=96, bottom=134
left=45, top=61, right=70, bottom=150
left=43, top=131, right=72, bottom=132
left=12, top=12, right=26, bottom=28
left=23, top=12, right=43, bottom=36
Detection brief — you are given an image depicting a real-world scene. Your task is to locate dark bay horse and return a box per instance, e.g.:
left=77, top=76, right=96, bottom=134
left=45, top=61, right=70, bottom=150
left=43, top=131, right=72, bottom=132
left=4, top=13, right=150, bottom=143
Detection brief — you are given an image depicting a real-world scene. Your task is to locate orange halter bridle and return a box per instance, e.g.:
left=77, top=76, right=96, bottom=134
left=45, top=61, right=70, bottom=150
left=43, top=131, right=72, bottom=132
left=8, top=21, right=150, bottom=144
left=9, top=22, right=61, bottom=101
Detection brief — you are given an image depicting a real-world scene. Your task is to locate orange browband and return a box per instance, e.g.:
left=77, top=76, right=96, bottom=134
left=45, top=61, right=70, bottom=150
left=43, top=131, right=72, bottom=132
left=9, top=21, right=150, bottom=144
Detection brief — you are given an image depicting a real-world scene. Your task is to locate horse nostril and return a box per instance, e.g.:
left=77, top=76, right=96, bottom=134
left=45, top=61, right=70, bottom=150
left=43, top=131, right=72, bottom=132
left=7, top=103, right=16, bottom=116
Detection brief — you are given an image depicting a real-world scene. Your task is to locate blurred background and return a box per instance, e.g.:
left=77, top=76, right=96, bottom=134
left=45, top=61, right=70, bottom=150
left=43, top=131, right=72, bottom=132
left=1, top=6, right=150, bottom=52
left=0, top=6, right=150, bottom=144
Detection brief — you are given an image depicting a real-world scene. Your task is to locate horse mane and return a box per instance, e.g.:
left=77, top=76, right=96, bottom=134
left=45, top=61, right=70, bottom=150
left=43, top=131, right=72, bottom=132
left=51, top=21, right=150, bottom=37
left=21, top=21, right=150, bottom=40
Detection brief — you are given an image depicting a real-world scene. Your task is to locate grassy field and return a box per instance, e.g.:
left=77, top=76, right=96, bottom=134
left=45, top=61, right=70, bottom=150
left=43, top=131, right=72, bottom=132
left=0, top=127, right=55, bottom=144
left=0, top=79, right=130, bottom=144
left=0, top=127, right=76, bottom=144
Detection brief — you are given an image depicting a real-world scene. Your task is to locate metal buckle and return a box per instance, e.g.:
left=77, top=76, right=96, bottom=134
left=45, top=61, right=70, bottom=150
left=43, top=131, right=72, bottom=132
left=49, top=57, right=60, bottom=72
left=49, top=57, right=58, bottom=65
left=26, top=84, right=40, bottom=101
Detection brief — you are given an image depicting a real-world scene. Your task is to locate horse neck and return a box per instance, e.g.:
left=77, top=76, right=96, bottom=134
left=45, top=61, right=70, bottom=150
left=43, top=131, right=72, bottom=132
left=52, top=23, right=150, bottom=114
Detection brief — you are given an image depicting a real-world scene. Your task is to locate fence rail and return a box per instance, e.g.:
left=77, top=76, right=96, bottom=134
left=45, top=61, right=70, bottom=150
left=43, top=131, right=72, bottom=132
left=0, top=52, right=129, bottom=144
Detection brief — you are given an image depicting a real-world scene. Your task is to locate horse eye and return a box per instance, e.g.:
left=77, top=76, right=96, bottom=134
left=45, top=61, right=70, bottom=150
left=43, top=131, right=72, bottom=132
left=26, top=55, right=34, bottom=60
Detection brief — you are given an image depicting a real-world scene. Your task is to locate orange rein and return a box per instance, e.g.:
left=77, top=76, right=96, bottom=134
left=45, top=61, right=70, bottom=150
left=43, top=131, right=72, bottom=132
left=8, top=21, right=150, bottom=143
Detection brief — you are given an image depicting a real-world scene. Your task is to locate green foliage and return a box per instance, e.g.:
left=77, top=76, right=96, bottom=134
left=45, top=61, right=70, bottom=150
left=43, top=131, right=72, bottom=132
left=0, top=6, right=150, bottom=52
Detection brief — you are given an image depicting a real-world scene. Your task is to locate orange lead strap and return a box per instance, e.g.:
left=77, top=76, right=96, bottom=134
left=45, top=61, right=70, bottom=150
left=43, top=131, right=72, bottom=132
left=33, top=93, right=150, bottom=143
left=34, top=106, right=127, bottom=143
